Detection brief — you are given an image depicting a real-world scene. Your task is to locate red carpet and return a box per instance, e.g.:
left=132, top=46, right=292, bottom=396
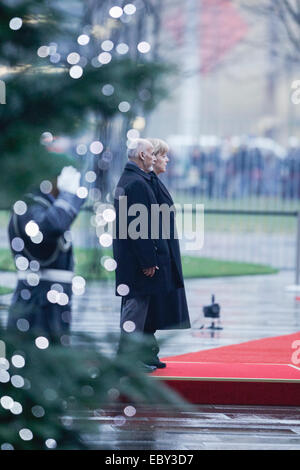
left=150, top=332, right=300, bottom=406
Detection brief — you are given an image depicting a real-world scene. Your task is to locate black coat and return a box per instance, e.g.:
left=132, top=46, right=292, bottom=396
left=145, top=173, right=191, bottom=330
left=113, top=163, right=183, bottom=299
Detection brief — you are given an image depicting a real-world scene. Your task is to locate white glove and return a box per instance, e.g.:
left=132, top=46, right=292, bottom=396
left=57, top=166, right=81, bottom=195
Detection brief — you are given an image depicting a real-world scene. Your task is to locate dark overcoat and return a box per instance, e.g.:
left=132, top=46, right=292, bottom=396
left=145, top=173, right=191, bottom=330
left=7, top=190, right=83, bottom=339
left=113, top=163, right=183, bottom=300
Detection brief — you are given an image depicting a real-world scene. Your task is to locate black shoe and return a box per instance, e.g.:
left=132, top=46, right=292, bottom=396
left=136, top=361, right=157, bottom=373
left=147, top=358, right=167, bottom=369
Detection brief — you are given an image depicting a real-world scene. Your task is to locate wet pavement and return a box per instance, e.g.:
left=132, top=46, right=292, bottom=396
left=1, top=270, right=300, bottom=450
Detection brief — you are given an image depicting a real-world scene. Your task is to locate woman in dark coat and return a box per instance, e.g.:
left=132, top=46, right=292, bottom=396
left=144, top=138, right=191, bottom=333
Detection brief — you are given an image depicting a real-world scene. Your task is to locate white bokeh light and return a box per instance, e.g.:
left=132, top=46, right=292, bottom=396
left=137, top=41, right=151, bottom=54
left=99, top=233, right=112, bottom=247
left=109, top=6, right=123, bottom=18
left=11, top=237, right=24, bottom=252
left=118, top=101, right=131, bottom=113
left=69, top=65, right=83, bottom=79
left=25, top=221, right=39, bottom=237
left=90, top=141, right=103, bottom=154
left=35, top=337, right=49, bottom=350
left=124, top=4, right=136, bottom=15
left=15, top=256, right=29, bottom=271
left=103, top=258, right=117, bottom=272
left=76, top=144, right=88, bottom=155
left=85, top=171, right=97, bottom=183
left=123, top=320, right=136, bottom=332
left=11, top=355, right=25, bottom=368
left=0, top=396, right=14, bottom=410
left=37, top=46, right=49, bottom=58
left=102, top=84, right=114, bottom=96
left=9, top=17, right=23, bottom=30
left=101, top=40, right=114, bottom=51
left=67, top=52, right=80, bottom=65
left=117, top=284, right=130, bottom=296
left=40, top=180, right=53, bottom=194
left=13, top=201, right=27, bottom=216
left=11, top=402, right=23, bottom=415
left=98, top=52, right=112, bottom=65
left=103, top=208, right=116, bottom=222
left=77, top=34, right=90, bottom=46
left=76, top=187, right=88, bottom=199
left=19, top=429, right=33, bottom=441
left=116, top=43, right=129, bottom=55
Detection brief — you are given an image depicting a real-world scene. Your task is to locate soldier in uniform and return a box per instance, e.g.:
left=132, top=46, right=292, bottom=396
left=7, top=156, right=85, bottom=343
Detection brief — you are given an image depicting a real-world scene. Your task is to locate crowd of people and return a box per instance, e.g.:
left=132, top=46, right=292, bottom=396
left=164, top=138, right=300, bottom=200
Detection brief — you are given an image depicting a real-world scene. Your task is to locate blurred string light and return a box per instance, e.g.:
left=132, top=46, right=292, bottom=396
left=102, top=84, right=114, bottom=96
left=20, top=289, right=31, bottom=301
left=40, top=180, right=53, bottom=194
left=11, top=375, right=25, bottom=388
left=76, top=187, right=88, bottom=199
left=103, top=258, right=117, bottom=272
left=69, top=65, right=83, bottom=79
left=116, top=43, right=129, bottom=55
left=15, top=256, right=29, bottom=271
left=101, top=40, right=114, bottom=51
left=45, top=439, right=57, bottom=449
left=37, top=46, right=49, bottom=58
left=98, top=52, right=112, bottom=65
left=123, top=320, right=135, bottom=332
left=11, top=355, right=25, bottom=368
left=117, top=284, right=130, bottom=296
left=41, top=131, right=53, bottom=145
left=25, top=221, right=39, bottom=237
left=109, top=6, right=123, bottom=18
left=118, top=101, right=130, bottom=113
left=137, top=41, right=151, bottom=54
left=35, top=337, right=49, bottom=350
left=127, top=129, right=140, bottom=140
left=19, top=429, right=33, bottom=441
left=67, top=52, right=80, bottom=65
left=77, top=34, right=90, bottom=46
left=85, top=170, right=97, bottom=183
left=123, top=4, right=136, bottom=15
left=90, top=141, right=103, bottom=155
left=16, top=319, right=30, bottom=332
left=1, top=395, right=14, bottom=410
left=32, top=405, right=45, bottom=418
left=13, top=200, right=27, bottom=216
left=124, top=405, right=136, bottom=417
left=11, top=237, right=24, bottom=252
left=9, top=17, right=23, bottom=30
left=132, top=116, right=146, bottom=130
left=99, top=233, right=112, bottom=247
left=76, top=144, right=88, bottom=155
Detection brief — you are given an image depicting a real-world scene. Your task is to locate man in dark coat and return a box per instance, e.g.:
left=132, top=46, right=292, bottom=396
left=7, top=163, right=85, bottom=342
left=113, top=139, right=185, bottom=372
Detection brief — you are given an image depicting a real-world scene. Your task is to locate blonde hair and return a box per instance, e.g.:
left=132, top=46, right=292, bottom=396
left=147, top=138, right=169, bottom=156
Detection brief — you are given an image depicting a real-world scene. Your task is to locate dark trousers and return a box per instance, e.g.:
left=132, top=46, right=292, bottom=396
left=118, top=295, right=159, bottom=361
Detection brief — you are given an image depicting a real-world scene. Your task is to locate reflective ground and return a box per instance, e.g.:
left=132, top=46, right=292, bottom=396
left=1, top=270, right=300, bottom=450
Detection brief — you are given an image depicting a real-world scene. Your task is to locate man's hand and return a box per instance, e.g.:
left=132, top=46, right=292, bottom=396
left=142, top=266, right=159, bottom=277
